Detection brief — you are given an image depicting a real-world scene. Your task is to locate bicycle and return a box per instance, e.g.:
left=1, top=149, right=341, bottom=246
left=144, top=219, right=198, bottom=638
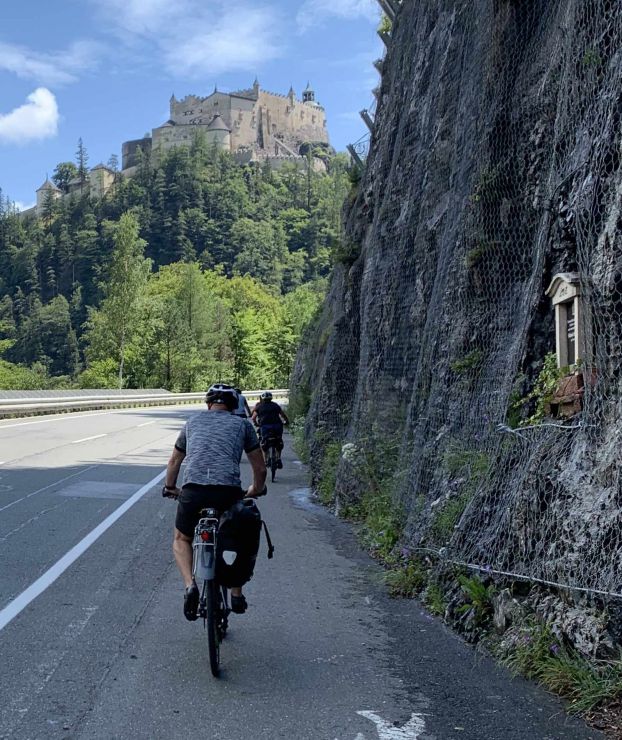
left=193, top=506, right=229, bottom=676
left=164, top=487, right=269, bottom=677
left=265, top=438, right=279, bottom=482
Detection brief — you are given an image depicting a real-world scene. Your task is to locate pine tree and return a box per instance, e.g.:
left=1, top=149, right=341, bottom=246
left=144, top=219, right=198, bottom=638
left=76, top=138, right=89, bottom=193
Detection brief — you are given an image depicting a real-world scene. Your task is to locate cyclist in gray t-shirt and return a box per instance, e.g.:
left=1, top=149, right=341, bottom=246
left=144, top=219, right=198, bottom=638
left=163, top=383, right=267, bottom=620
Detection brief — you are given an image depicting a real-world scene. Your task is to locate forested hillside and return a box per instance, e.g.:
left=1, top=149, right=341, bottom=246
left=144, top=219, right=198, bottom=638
left=0, top=137, right=350, bottom=390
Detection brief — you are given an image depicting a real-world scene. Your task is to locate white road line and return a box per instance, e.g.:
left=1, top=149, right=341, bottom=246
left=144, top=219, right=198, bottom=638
left=0, top=466, right=98, bottom=514
left=0, top=469, right=166, bottom=632
left=71, top=434, right=107, bottom=444
left=137, top=421, right=155, bottom=427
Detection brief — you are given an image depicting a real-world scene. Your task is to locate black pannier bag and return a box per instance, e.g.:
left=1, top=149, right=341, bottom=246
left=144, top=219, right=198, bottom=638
left=216, top=499, right=274, bottom=588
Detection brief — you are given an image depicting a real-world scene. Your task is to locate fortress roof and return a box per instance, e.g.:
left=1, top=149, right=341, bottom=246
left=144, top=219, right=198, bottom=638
left=207, top=114, right=231, bottom=132
left=91, top=163, right=116, bottom=173
left=230, top=88, right=259, bottom=101
left=37, top=178, right=61, bottom=192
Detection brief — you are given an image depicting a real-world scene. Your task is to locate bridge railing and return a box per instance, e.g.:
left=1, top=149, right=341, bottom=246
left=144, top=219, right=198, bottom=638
left=0, top=390, right=289, bottom=418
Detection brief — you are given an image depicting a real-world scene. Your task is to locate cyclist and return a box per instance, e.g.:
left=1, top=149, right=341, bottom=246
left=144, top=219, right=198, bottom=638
left=233, top=387, right=252, bottom=418
left=251, top=391, right=289, bottom=468
left=163, top=383, right=267, bottom=621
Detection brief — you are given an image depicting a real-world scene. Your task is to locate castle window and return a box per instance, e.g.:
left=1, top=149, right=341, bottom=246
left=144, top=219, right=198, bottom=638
left=312, top=115, right=316, bottom=124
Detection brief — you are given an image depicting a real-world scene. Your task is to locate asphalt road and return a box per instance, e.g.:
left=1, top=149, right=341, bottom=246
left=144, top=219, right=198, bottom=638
left=0, top=406, right=602, bottom=740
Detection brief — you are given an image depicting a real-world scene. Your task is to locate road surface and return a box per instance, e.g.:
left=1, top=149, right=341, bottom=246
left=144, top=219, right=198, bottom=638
left=0, top=406, right=601, bottom=739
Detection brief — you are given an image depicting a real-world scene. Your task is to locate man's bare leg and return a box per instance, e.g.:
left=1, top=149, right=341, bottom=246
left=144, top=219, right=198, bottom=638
left=173, top=528, right=194, bottom=588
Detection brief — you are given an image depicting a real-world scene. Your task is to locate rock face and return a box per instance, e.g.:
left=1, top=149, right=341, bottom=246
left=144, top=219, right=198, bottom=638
left=293, top=0, right=622, bottom=620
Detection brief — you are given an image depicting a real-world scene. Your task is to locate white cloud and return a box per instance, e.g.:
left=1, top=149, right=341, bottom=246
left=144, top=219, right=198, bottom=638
left=12, top=200, right=36, bottom=212
left=0, top=40, right=102, bottom=86
left=91, top=0, right=282, bottom=76
left=171, top=7, right=281, bottom=75
left=297, top=0, right=378, bottom=31
left=0, top=88, right=59, bottom=144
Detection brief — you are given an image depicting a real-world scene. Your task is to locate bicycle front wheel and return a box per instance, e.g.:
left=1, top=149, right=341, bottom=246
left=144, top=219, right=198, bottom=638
left=205, top=579, right=221, bottom=677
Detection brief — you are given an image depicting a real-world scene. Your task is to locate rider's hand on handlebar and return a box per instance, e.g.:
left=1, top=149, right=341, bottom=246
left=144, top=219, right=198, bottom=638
left=162, top=485, right=181, bottom=499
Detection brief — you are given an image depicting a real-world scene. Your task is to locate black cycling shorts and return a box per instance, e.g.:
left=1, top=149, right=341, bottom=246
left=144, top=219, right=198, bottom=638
left=175, top=483, right=244, bottom=538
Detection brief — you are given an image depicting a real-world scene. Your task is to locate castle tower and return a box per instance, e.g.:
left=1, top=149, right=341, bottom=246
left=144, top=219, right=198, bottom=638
left=207, top=114, right=232, bottom=151
left=288, top=85, right=296, bottom=106
left=36, top=177, right=62, bottom=216
left=303, top=82, right=315, bottom=103
left=253, top=77, right=260, bottom=97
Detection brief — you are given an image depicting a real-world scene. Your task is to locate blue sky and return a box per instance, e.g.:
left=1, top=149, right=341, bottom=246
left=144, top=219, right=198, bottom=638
left=0, top=0, right=382, bottom=209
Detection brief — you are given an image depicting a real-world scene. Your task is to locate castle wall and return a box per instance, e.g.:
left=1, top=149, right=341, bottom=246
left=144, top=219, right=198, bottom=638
left=170, top=93, right=232, bottom=126
left=122, top=137, right=152, bottom=170
left=257, top=91, right=328, bottom=151
left=90, top=168, right=115, bottom=200
left=152, top=123, right=232, bottom=158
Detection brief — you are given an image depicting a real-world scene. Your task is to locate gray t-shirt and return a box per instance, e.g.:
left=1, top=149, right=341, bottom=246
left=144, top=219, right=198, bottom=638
left=175, top=410, right=260, bottom=488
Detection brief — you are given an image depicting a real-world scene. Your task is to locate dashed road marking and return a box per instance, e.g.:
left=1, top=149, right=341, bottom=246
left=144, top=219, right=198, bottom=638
left=71, top=434, right=107, bottom=444
left=0, top=466, right=97, bottom=514
left=0, top=469, right=166, bottom=632
left=137, top=421, right=155, bottom=427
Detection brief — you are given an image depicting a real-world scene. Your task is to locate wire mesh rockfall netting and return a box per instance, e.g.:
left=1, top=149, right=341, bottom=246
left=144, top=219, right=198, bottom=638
left=296, top=0, right=622, bottom=599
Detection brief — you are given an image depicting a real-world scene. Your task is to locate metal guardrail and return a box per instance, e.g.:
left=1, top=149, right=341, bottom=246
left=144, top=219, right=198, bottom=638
left=0, top=389, right=289, bottom=418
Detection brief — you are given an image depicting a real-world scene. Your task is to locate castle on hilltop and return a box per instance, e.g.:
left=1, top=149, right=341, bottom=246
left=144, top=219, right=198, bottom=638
left=21, top=80, right=331, bottom=218
left=122, top=79, right=330, bottom=172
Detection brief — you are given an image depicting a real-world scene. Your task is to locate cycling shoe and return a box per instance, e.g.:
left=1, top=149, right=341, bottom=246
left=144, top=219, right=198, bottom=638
left=184, top=583, right=199, bottom=621
left=231, top=595, right=247, bottom=614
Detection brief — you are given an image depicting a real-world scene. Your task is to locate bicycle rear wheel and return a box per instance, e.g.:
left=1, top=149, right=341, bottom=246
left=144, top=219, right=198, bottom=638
left=269, top=445, right=277, bottom=481
left=204, top=579, right=221, bottom=677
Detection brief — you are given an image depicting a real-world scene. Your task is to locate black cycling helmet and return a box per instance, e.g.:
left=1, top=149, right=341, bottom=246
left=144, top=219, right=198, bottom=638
left=206, top=383, right=238, bottom=411
left=260, top=391, right=273, bottom=401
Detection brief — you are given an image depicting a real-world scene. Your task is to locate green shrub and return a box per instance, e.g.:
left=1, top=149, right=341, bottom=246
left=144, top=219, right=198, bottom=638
left=457, top=574, right=495, bottom=626
left=430, top=493, right=471, bottom=543
left=384, top=558, right=426, bottom=598
left=509, top=352, right=566, bottom=426
left=501, top=620, right=622, bottom=714
left=291, top=416, right=310, bottom=463
left=442, top=446, right=489, bottom=478
left=77, top=358, right=119, bottom=389
left=424, top=583, right=447, bottom=616
left=317, top=441, right=342, bottom=505
left=288, top=381, right=312, bottom=420
left=465, top=243, right=488, bottom=269
left=340, top=432, right=405, bottom=560
left=359, top=488, right=404, bottom=560
left=378, top=14, right=392, bottom=34
left=450, top=349, right=483, bottom=374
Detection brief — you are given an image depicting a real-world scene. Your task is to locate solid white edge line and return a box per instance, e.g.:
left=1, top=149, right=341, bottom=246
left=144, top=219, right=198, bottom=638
left=71, top=434, right=107, bottom=444
left=0, top=469, right=166, bottom=632
left=137, top=421, right=156, bottom=427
